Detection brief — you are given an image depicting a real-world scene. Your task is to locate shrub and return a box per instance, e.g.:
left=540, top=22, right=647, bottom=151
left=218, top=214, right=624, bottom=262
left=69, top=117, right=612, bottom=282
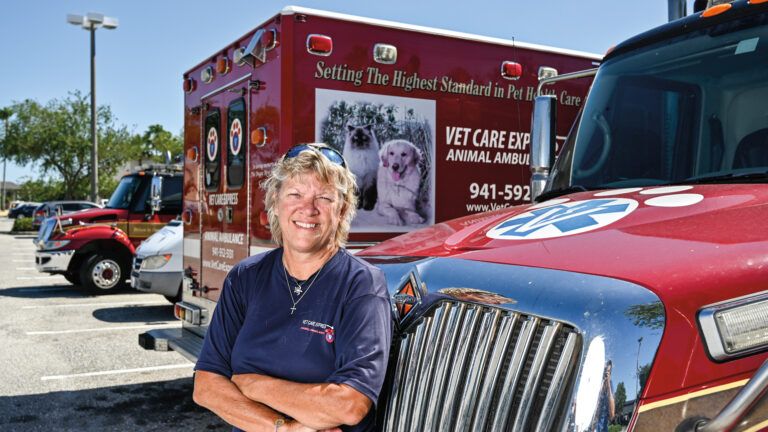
left=12, top=216, right=35, bottom=232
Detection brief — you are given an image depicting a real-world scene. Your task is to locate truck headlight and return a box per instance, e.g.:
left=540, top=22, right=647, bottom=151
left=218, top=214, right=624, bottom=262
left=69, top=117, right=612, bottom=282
left=699, top=292, right=768, bottom=361
left=43, top=240, right=70, bottom=250
left=141, top=254, right=172, bottom=270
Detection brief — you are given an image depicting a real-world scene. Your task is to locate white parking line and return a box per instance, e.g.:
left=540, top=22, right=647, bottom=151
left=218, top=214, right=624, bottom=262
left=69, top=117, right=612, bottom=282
left=17, top=267, right=37, bottom=270
left=16, top=276, right=63, bottom=280
left=27, top=323, right=179, bottom=335
left=12, top=253, right=34, bottom=256
left=22, top=300, right=168, bottom=309
left=12, top=259, right=30, bottom=262
left=41, top=363, right=194, bottom=381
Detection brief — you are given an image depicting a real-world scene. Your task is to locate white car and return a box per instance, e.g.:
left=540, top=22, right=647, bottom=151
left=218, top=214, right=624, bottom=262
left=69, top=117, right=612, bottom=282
left=132, top=220, right=183, bottom=303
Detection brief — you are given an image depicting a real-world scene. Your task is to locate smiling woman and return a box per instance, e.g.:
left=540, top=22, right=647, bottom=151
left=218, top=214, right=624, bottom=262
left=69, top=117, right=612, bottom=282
left=192, top=143, right=392, bottom=432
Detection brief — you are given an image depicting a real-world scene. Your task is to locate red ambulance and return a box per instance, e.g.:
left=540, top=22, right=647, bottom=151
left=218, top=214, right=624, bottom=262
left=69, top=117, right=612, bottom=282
left=143, top=6, right=598, bottom=354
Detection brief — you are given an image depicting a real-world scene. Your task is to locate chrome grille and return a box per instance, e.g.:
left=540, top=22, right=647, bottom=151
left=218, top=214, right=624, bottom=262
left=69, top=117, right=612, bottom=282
left=383, top=301, right=580, bottom=432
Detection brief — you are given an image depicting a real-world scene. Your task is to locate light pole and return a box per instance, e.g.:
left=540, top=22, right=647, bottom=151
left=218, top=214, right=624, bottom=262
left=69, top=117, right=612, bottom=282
left=67, top=12, right=118, bottom=203
left=0, top=108, right=10, bottom=210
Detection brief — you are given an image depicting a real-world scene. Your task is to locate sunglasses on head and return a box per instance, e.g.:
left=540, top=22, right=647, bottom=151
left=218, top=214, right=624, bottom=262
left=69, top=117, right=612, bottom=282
left=284, top=144, right=346, bottom=168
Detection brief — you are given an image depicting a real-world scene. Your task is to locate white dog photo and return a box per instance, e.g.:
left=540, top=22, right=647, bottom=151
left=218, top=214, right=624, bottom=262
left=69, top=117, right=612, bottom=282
left=377, top=139, right=425, bottom=225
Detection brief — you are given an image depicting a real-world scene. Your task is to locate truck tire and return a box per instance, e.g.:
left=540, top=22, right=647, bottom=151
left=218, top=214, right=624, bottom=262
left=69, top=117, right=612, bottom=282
left=64, top=272, right=80, bottom=286
left=79, top=253, right=126, bottom=292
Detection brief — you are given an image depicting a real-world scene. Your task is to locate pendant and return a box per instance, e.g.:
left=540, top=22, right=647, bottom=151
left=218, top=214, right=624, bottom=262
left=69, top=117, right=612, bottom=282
left=294, top=285, right=303, bottom=295
left=290, top=306, right=296, bottom=315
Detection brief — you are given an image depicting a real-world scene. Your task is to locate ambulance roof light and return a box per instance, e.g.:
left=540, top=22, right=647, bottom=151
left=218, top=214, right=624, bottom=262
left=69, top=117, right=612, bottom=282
left=307, top=34, right=333, bottom=56
left=501, top=61, right=522, bottom=80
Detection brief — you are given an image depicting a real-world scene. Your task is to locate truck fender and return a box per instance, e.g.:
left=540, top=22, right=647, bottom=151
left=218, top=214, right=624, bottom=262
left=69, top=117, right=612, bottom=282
left=67, top=227, right=135, bottom=276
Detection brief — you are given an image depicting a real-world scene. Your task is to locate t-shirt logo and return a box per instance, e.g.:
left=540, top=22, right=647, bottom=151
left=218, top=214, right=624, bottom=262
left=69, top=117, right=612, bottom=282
left=325, top=327, right=335, bottom=344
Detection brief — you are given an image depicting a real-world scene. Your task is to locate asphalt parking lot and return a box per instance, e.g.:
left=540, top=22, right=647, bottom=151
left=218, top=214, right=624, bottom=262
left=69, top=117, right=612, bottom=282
left=0, top=219, right=227, bottom=431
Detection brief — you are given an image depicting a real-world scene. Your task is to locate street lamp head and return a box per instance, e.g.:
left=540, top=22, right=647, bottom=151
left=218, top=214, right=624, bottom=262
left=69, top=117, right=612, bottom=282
left=101, top=16, right=119, bottom=30
left=66, top=14, right=84, bottom=26
left=67, top=13, right=118, bottom=30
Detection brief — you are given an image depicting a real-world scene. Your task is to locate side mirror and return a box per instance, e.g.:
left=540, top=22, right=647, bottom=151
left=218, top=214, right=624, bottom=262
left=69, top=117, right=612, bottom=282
left=530, top=95, right=557, bottom=201
left=150, top=176, right=163, bottom=214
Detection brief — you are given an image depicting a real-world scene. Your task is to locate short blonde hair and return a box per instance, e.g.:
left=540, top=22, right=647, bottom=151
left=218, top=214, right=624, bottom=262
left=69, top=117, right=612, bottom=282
left=262, top=144, right=358, bottom=248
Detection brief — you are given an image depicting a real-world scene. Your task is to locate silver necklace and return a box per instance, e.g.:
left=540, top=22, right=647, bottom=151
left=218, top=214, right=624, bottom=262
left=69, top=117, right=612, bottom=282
left=282, top=261, right=325, bottom=315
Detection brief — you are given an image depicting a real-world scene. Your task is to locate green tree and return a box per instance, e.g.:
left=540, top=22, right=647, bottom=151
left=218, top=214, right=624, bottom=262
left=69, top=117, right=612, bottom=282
left=3, top=91, right=135, bottom=200
left=614, top=382, right=627, bottom=421
left=17, top=178, right=66, bottom=202
left=136, top=124, right=183, bottom=164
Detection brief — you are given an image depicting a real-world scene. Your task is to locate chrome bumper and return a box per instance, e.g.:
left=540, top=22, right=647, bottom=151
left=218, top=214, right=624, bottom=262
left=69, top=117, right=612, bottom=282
left=35, top=250, right=74, bottom=273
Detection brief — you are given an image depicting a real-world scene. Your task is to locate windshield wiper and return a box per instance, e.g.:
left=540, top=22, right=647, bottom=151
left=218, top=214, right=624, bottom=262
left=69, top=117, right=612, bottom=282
left=676, top=171, right=768, bottom=185
left=534, top=185, right=590, bottom=203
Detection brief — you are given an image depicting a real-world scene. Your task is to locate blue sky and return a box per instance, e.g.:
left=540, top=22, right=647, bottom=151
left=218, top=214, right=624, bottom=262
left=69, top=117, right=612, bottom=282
left=0, top=0, right=695, bottom=183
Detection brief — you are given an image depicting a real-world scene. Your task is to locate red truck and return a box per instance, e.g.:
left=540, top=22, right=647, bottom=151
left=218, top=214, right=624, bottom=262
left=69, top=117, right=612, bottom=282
left=360, top=1, right=768, bottom=431
left=34, top=167, right=182, bottom=291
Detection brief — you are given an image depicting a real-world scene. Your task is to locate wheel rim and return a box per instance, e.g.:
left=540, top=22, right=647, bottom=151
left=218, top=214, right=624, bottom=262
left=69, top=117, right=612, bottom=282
left=91, top=258, right=121, bottom=290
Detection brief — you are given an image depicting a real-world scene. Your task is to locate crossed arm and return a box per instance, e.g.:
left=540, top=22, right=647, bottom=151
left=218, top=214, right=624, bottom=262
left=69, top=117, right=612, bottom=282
left=194, top=370, right=371, bottom=431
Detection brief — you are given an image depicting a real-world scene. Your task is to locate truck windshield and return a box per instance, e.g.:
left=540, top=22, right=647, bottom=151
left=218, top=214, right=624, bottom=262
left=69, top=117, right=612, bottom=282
left=554, top=14, right=768, bottom=190
left=105, top=175, right=143, bottom=209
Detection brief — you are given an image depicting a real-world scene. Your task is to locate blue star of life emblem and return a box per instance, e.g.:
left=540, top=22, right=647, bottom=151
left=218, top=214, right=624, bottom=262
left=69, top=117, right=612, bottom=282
left=486, top=198, right=638, bottom=240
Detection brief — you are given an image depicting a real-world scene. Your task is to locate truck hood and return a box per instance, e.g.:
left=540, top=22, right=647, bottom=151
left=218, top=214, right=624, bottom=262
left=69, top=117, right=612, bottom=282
left=135, top=222, right=183, bottom=258
left=363, top=184, right=768, bottom=300
left=364, top=184, right=768, bottom=398
left=61, top=207, right=123, bottom=223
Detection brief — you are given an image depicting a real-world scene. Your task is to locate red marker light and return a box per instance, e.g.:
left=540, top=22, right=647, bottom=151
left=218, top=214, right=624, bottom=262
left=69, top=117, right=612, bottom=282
left=183, top=78, right=196, bottom=93
left=749, top=0, right=768, bottom=4
left=307, top=34, right=332, bottom=56
left=501, top=61, right=522, bottom=80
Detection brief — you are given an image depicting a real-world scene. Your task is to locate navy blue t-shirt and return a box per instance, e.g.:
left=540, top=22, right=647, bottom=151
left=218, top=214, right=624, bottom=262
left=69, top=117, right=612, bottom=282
left=195, top=248, right=392, bottom=432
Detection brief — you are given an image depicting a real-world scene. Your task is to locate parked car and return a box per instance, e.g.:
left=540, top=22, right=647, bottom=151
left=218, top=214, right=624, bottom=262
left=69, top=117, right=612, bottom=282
left=131, top=219, right=182, bottom=303
left=32, top=200, right=102, bottom=229
left=9, top=202, right=41, bottom=219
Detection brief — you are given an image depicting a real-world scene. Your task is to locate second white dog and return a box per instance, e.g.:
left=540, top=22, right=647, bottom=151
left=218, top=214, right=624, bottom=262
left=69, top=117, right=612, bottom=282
left=377, top=139, right=425, bottom=226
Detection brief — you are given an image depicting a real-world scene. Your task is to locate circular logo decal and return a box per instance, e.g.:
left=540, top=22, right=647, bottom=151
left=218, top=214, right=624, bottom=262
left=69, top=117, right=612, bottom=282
left=486, top=198, right=638, bottom=240
left=229, top=118, right=242, bottom=156
left=325, top=327, right=335, bottom=344
left=206, top=127, right=218, bottom=162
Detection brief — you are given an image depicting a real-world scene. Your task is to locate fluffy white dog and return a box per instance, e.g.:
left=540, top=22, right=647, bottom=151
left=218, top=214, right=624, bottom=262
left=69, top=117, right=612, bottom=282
left=377, top=139, right=425, bottom=226
left=343, top=125, right=379, bottom=210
